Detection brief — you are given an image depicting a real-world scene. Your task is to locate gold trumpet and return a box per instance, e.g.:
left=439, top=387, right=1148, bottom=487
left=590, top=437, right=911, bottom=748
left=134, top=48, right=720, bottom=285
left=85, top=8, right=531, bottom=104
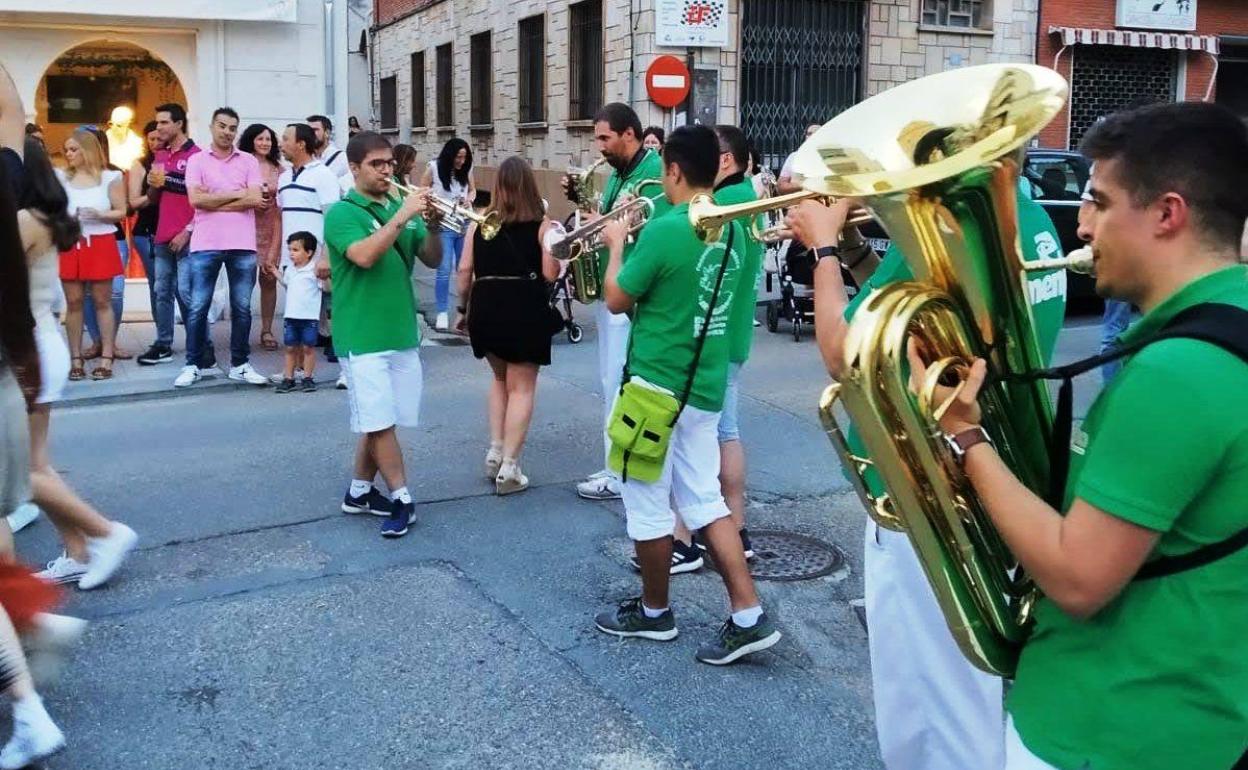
left=390, top=181, right=501, bottom=240
left=688, top=189, right=873, bottom=243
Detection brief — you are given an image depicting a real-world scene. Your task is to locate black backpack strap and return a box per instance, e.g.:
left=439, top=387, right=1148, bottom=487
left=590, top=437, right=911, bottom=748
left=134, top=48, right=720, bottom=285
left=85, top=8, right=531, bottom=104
left=1005, top=302, right=1248, bottom=580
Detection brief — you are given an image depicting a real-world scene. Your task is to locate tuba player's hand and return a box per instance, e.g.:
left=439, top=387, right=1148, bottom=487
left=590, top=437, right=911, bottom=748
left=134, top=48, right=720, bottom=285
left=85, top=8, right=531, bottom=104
left=906, top=339, right=986, bottom=435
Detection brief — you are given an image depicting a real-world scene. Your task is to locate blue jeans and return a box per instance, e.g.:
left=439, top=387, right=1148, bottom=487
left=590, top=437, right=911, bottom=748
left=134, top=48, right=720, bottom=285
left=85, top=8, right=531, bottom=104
left=185, top=250, right=257, bottom=368
left=152, top=242, right=192, bottom=351
left=83, top=237, right=129, bottom=344
left=1099, top=299, right=1133, bottom=383
left=435, top=229, right=465, bottom=314
left=132, top=234, right=156, bottom=323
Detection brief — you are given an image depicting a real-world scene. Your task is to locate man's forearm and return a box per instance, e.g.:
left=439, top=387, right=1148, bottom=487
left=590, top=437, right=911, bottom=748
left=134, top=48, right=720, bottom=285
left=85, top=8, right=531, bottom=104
left=813, top=258, right=851, bottom=378
left=191, top=190, right=246, bottom=211
left=345, top=218, right=405, bottom=268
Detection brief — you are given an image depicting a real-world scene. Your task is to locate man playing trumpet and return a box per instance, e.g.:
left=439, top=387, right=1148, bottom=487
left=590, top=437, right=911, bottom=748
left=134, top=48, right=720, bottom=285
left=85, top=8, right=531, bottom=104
left=323, top=132, right=442, bottom=538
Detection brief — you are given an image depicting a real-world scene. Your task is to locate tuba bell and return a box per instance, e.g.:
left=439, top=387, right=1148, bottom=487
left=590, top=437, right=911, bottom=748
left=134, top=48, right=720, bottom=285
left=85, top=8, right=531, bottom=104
left=800, top=64, right=1083, bottom=676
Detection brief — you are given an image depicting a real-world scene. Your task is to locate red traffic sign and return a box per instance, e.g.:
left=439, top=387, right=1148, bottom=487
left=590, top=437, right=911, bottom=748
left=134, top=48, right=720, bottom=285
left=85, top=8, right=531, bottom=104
left=646, top=55, right=691, bottom=109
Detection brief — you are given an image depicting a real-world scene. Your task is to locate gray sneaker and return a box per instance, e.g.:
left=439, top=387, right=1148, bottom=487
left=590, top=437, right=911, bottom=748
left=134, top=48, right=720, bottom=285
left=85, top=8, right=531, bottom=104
left=695, top=612, right=782, bottom=665
left=594, top=597, right=678, bottom=641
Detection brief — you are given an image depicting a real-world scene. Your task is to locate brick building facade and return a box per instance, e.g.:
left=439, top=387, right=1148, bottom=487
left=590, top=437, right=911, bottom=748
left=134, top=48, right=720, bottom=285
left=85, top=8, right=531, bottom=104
left=1036, top=0, right=1247, bottom=149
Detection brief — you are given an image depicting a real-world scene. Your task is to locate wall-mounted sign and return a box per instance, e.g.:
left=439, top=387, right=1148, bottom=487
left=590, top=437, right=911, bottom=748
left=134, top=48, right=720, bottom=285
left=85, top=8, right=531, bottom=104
left=0, top=0, right=297, bottom=22
left=1116, top=0, right=1197, bottom=32
left=656, top=0, right=729, bottom=48
left=646, top=55, right=692, bottom=109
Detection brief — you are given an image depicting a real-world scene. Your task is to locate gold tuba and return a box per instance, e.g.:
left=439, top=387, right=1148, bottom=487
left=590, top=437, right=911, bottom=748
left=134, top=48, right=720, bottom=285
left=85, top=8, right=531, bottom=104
left=800, top=64, right=1083, bottom=676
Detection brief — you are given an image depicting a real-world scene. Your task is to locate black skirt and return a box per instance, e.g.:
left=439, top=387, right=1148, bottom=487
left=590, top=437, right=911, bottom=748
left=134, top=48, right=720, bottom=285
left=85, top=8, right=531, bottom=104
left=467, top=278, right=552, bottom=365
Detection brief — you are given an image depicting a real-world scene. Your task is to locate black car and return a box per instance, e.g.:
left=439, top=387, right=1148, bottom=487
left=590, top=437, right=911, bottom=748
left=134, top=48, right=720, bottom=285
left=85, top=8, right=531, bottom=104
left=856, top=148, right=1098, bottom=313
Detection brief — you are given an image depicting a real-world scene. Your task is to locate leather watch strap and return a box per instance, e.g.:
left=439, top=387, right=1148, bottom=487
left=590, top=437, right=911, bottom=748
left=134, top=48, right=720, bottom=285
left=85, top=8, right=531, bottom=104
left=951, top=426, right=991, bottom=454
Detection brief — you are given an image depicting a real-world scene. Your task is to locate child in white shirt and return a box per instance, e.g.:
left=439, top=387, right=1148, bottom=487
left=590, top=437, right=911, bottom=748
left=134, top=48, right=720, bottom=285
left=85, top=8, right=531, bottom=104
left=267, top=231, right=325, bottom=392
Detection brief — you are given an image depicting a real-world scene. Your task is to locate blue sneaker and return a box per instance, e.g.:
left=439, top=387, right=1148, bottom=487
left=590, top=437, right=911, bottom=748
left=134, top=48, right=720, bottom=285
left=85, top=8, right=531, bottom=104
left=380, top=501, right=416, bottom=538
left=342, top=487, right=392, bottom=517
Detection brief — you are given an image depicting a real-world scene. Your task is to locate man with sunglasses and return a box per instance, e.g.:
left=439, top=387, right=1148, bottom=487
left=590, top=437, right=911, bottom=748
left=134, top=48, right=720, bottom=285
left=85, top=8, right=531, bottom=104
left=323, top=132, right=442, bottom=538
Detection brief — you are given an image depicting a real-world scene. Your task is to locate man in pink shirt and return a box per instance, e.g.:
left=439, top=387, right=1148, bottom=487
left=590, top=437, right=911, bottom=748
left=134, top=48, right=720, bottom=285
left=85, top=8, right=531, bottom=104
left=174, top=107, right=268, bottom=388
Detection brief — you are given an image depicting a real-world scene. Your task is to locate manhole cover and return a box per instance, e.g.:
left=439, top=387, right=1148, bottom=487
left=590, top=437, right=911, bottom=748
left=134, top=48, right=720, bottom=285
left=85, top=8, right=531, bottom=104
left=706, top=529, right=844, bottom=582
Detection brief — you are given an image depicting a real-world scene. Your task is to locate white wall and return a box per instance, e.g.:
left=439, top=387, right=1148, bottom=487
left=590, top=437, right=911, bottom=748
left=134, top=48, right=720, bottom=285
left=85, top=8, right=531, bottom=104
left=0, top=0, right=338, bottom=142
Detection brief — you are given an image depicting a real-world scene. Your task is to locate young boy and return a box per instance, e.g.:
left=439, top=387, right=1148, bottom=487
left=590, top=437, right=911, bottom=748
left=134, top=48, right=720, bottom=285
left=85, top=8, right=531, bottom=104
left=269, top=231, right=324, bottom=393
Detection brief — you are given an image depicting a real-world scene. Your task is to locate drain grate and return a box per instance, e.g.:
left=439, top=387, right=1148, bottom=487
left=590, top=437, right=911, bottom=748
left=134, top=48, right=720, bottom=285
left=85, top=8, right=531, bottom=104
left=707, top=529, right=844, bottom=582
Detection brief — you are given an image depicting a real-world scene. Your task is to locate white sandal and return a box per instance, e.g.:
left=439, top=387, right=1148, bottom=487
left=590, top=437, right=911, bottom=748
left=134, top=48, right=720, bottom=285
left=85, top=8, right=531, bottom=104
left=495, top=459, right=529, bottom=496
left=484, top=444, right=503, bottom=480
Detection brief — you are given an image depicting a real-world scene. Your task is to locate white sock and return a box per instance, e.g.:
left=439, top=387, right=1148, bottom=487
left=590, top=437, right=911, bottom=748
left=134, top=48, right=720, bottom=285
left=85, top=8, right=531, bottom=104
left=641, top=603, right=668, bottom=618
left=349, top=479, right=372, bottom=498
left=13, top=693, right=47, bottom=722
left=732, top=606, right=763, bottom=628
left=391, top=487, right=413, bottom=505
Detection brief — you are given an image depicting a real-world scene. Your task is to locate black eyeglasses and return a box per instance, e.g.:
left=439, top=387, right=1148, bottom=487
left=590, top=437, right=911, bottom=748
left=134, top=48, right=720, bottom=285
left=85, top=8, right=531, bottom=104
left=366, top=158, right=397, bottom=170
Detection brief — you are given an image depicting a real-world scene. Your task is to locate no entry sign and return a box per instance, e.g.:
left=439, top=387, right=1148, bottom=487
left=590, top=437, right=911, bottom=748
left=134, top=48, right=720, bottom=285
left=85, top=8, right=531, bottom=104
left=646, top=55, right=691, bottom=109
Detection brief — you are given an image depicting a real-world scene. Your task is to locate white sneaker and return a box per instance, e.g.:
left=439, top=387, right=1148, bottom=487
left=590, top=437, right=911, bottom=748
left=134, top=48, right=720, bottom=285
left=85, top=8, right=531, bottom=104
left=435, top=311, right=449, bottom=331
left=25, top=613, right=87, bottom=685
left=229, top=362, right=269, bottom=386
left=335, top=373, right=348, bottom=390
left=78, top=522, right=138, bottom=590
left=173, top=365, right=200, bottom=388
left=576, top=474, right=621, bottom=500
left=269, top=368, right=305, bottom=385
left=35, top=554, right=88, bottom=586
left=585, top=469, right=611, bottom=482
left=0, top=698, right=65, bottom=770
left=5, top=502, right=40, bottom=533
left=199, top=366, right=220, bottom=378
left=484, top=445, right=503, bottom=480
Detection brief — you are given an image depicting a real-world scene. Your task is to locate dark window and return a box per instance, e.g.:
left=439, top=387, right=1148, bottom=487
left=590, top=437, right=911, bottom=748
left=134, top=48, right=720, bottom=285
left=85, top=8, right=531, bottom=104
left=410, top=51, right=426, bottom=128
left=1020, top=155, right=1090, bottom=202
left=46, top=76, right=137, bottom=124
left=470, top=32, right=492, bottom=125
left=1069, top=46, right=1176, bottom=149
left=568, top=0, right=603, bottom=120
left=921, top=0, right=988, bottom=29
left=380, top=75, right=397, bottom=129
left=436, top=43, right=453, bottom=127
left=518, top=15, right=545, bottom=123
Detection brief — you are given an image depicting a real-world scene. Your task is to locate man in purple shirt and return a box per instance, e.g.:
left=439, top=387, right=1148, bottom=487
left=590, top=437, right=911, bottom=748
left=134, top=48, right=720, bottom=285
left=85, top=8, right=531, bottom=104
left=173, top=107, right=268, bottom=388
left=137, top=103, right=202, bottom=367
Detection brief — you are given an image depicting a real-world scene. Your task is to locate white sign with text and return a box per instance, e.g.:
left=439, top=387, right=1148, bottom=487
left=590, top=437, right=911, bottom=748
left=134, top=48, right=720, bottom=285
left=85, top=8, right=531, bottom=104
left=1116, top=0, right=1197, bottom=32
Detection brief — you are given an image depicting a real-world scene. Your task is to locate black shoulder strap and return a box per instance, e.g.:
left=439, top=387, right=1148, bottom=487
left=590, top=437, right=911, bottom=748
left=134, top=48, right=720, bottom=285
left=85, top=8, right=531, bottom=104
left=1009, top=302, right=1248, bottom=580
left=326, top=150, right=343, bottom=168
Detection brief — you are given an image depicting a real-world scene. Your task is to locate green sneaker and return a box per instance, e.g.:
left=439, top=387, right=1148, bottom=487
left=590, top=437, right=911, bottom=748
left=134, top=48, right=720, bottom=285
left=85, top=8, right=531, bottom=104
left=594, top=597, right=678, bottom=641
left=695, top=612, right=782, bottom=665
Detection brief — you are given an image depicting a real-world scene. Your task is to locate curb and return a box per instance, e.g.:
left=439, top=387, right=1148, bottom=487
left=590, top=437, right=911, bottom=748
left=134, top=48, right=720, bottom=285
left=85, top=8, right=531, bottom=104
left=54, top=377, right=258, bottom=410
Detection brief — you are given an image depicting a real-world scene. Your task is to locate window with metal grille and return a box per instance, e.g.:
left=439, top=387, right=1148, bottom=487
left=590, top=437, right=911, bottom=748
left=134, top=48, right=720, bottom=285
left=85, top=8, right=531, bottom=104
left=380, top=75, right=397, bottom=129
left=568, top=0, right=603, bottom=120
left=410, top=51, right=426, bottom=128
left=1069, top=46, right=1176, bottom=149
left=470, top=32, right=492, bottom=126
left=921, top=0, right=988, bottom=30
left=436, top=43, right=453, bottom=127
left=518, top=15, right=545, bottom=123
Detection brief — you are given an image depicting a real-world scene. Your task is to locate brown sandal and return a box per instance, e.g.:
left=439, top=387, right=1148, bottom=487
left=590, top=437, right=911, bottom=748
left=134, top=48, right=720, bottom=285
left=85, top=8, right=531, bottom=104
left=91, top=356, right=114, bottom=381
left=69, top=357, right=86, bottom=381
left=260, top=331, right=279, bottom=351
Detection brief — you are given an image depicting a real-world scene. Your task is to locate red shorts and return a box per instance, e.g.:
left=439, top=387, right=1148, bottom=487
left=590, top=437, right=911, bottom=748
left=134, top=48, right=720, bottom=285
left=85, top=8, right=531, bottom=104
left=59, top=234, right=123, bottom=282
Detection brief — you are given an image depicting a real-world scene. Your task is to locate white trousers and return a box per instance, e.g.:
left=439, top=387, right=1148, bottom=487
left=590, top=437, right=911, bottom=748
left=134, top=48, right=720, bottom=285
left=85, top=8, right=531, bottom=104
left=866, top=520, right=1005, bottom=770
left=594, top=300, right=632, bottom=475
left=1004, top=717, right=1059, bottom=770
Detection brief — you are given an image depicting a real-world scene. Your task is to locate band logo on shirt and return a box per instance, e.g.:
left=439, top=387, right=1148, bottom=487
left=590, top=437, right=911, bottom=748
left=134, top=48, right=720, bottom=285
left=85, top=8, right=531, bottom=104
left=693, top=238, right=741, bottom=337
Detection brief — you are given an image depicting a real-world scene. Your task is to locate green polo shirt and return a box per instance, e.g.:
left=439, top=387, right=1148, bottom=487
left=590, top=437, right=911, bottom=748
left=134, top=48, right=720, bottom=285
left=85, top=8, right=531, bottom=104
left=843, top=192, right=1067, bottom=494
left=713, top=177, right=764, bottom=364
left=616, top=202, right=744, bottom=412
left=323, top=189, right=428, bottom=355
left=1008, top=264, right=1248, bottom=770
left=594, top=149, right=670, bottom=283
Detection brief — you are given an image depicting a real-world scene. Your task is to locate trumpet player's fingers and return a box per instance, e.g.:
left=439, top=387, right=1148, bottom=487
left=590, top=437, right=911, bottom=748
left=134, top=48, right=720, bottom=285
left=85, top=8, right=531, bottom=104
left=785, top=198, right=852, bottom=248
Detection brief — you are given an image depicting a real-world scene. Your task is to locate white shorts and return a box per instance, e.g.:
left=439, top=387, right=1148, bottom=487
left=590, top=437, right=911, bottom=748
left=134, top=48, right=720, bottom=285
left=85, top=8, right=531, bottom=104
left=621, top=403, right=731, bottom=541
left=340, top=347, right=423, bottom=434
left=35, top=320, right=69, bottom=405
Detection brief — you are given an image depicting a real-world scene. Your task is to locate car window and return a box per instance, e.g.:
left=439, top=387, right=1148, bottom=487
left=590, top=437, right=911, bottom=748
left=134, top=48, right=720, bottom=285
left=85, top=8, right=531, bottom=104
left=1022, top=156, right=1089, bottom=203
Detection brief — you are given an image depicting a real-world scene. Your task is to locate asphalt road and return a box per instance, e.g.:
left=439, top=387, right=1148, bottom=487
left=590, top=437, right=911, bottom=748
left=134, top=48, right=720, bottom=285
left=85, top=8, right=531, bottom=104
left=23, top=300, right=1106, bottom=770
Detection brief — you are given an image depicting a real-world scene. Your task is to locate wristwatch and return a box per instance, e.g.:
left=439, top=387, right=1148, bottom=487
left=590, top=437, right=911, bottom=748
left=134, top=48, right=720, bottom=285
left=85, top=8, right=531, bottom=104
left=812, top=245, right=840, bottom=264
left=943, top=426, right=992, bottom=465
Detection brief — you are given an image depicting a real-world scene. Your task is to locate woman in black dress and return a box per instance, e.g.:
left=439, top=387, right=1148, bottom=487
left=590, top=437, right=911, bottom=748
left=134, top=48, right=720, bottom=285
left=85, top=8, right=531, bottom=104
left=457, top=156, right=559, bottom=495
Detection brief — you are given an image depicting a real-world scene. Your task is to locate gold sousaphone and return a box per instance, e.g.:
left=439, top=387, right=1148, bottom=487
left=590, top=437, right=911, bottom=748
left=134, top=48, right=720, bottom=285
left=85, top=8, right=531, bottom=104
left=796, top=64, right=1082, bottom=676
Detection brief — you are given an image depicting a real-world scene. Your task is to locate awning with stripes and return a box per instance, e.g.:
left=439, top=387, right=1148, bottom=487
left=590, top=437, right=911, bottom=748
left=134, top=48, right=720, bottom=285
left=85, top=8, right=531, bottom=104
left=1050, top=26, right=1221, bottom=55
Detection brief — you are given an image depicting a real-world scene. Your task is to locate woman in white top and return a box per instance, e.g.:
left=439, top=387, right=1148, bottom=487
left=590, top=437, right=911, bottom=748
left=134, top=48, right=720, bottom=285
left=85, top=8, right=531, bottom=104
left=18, top=136, right=138, bottom=593
left=57, top=129, right=125, bottom=380
left=419, top=137, right=476, bottom=331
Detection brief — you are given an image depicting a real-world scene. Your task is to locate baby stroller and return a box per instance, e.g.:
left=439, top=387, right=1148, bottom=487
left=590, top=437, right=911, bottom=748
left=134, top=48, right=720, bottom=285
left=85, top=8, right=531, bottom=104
left=764, top=238, right=859, bottom=341
left=548, top=216, right=583, bottom=344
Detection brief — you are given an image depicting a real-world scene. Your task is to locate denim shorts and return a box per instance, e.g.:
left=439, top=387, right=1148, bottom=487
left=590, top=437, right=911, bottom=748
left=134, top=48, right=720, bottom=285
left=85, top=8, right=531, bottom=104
left=717, top=363, right=743, bottom=443
left=284, top=318, right=320, bottom=347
